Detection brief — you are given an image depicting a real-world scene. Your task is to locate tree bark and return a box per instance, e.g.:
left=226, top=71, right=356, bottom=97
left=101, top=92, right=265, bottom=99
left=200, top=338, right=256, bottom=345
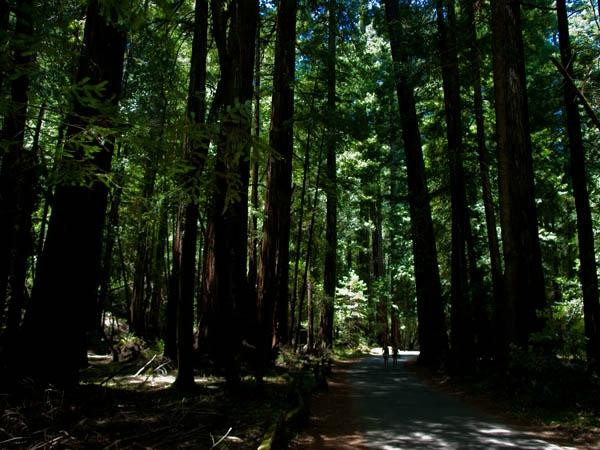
left=556, top=0, right=600, bottom=369
left=383, top=0, right=448, bottom=367
left=202, top=0, right=258, bottom=386
left=257, top=0, right=297, bottom=369
left=490, top=0, right=546, bottom=351
left=23, top=0, right=127, bottom=387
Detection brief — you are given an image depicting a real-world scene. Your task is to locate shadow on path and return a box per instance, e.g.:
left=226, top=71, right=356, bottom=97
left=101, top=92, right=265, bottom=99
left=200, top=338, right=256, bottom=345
left=294, top=354, right=574, bottom=449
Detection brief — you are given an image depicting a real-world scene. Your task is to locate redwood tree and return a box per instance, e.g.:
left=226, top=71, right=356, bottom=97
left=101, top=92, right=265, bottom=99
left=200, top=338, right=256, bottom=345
left=201, top=0, right=258, bottom=386
left=23, top=0, right=127, bottom=387
left=257, top=0, right=297, bottom=367
left=383, top=0, right=448, bottom=366
left=490, top=0, right=546, bottom=352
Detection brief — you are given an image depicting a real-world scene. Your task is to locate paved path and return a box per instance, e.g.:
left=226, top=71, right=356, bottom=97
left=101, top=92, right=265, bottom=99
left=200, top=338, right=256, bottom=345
left=294, top=354, right=573, bottom=449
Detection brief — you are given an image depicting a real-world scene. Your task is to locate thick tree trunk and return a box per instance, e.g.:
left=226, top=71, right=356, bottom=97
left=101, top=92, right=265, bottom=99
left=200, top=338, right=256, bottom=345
left=556, top=0, right=600, bottom=369
left=23, top=0, right=127, bottom=387
left=435, top=0, right=474, bottom=370
left=257, top=0, right=296, bottom=369
left=320, top=0, right=337, bottom=349
left=490, top=0, right=546, bottom=351
left=383, top=0, right=448, bottom=367
left=202, top=0, right=258, bottom=386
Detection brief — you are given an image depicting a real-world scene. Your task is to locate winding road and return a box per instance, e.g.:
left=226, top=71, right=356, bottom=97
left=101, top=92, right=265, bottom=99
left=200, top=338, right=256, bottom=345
left=292, top=353, right=574, bottom=449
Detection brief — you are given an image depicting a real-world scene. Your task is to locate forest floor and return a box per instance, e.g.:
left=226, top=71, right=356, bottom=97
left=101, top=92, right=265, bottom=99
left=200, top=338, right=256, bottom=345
left=292, top=352, right=598, bottom=449
left=0, top=353, right=303, bottom=449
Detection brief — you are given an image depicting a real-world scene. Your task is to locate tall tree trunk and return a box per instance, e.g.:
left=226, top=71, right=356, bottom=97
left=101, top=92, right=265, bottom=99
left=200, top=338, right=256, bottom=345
left=371, top=192, right=387, bottom=346
left=307, top=271, right=314, bottom=349
left=0, top=0, right=35, bottom=329
left=23, top=0, right=127, bottom=388
left=295, top=136, right=325, bottom=350
left=147, top=201, right=168, bottom=340
left=202, top=0, right=258, bottom=386
left=98, top=170, right=124, bottom=331
left=389, top=119, right=401, bottom=349
left=257, top=0, right=297, bottom=371
left=248, top=18, right=261, bottom=300
left=556, top=0, right=600, bottom=369
left=463, top=0, right=504, bottom=361
left=320, top=0, right=337, bottom=349
left=490, top=0, right=546, bottom=351
left=130, top=167, right=157, bottom=336
left=383, top=0, right=448, bottom=367
left=436, top=0, right=474, bottom=369
left=291, top=82, right=318, bottom=348
left=172, top=0, right=209, bottom=390
left=358, top=199, right=373, bottom=337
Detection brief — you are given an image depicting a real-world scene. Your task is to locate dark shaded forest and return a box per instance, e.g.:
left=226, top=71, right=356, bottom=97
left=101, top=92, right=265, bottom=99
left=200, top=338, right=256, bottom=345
left=1, top=0, right=600, bottom=447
